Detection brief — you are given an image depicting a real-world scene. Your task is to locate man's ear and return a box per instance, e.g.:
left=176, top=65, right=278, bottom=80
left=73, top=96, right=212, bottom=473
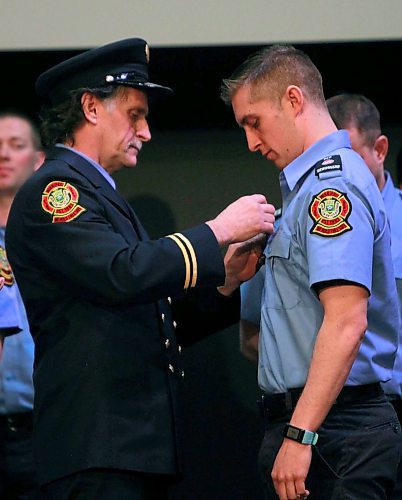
left=34, top=150, right=46, bottom=171
left=373, top=134, right=388, bottom=164
left=81, top=92, right=99, bottom=125
left=284, top=85, right=304, bottom=114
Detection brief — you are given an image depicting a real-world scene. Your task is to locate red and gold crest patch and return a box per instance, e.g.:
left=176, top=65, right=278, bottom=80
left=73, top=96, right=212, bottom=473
left=0, top=245, right=14, bottom=286
left=41, top=181, right=86, bottom=223
left=309, top=189, right=352, bottom=237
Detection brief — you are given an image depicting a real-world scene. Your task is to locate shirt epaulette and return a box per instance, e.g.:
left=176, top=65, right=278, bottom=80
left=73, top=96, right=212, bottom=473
left=314, top=155, right=343, bottom=180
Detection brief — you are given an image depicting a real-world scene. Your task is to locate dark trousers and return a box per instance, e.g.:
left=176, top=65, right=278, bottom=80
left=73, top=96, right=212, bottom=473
left=41, top=468, right=170, bottom=500
left=258, top=393, right=401, bottom=499
left=390, top=397, right=402, bottom=500
left=0, top=412, right=41, bottom=500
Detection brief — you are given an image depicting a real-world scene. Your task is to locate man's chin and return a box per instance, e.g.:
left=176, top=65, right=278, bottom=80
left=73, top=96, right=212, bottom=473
left=122, top=159, right=138, bottom=169
left=122, top=154, right=139, bottom=169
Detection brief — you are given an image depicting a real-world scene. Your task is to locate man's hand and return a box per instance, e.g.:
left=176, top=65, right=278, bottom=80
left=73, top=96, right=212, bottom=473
left=218, top=233, right=266, bottom=296
left=271, top=440, right=311, bottom=500
left=206, top=195, right=275, bottom=246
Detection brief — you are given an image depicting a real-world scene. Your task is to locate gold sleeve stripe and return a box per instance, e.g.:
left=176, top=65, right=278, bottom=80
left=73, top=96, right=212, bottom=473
left=173, top=233, right=198, bottom=288
left=167, top=234, right=192, bottom=289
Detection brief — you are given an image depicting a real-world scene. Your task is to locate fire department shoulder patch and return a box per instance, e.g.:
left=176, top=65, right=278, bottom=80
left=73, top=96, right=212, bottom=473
left=0, top=245, right=15, bottom=286
left=309, top=188, right=352, bottom=237
left=41, top=181, right=86, bottom=223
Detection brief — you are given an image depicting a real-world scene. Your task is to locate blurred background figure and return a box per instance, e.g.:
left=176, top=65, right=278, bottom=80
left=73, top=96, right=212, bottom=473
left=327, top=93, right=402, bottom=499
left=396, top=147, right=402, bottom=190
left=0, top=110, right=44, bottom=499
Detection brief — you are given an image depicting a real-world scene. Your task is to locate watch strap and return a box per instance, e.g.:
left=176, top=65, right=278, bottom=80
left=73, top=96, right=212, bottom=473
left=283, top=423, right=318, bottom=445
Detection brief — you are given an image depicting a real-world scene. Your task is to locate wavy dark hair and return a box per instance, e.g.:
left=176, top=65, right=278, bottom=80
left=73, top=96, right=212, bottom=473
left=39, top=85, right=121, bottom=148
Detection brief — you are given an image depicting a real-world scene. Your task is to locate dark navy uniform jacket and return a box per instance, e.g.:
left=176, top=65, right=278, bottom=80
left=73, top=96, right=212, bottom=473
left=5, top=146, right=239, bottom=485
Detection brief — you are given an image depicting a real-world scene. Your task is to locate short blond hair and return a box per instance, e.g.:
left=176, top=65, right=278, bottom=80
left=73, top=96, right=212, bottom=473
left=220, top=45, right=325, bottom=107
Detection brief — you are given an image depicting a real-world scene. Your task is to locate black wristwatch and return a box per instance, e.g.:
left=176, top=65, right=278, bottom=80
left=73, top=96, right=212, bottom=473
left=283, top=423, right=319, bottom=445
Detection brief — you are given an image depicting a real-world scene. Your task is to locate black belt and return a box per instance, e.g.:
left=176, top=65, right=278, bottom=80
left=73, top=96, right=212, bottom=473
left=0, top=411, right=33, bottom=432
left=258, top=383, right=383, bottom=421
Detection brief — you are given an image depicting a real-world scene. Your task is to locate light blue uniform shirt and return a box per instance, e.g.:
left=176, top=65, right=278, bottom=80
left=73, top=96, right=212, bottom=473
left=256, top=130, right=399, bottom=394
left=0, top=227, right=34, bottom=414
left=381, top=171, right=402, bottom=396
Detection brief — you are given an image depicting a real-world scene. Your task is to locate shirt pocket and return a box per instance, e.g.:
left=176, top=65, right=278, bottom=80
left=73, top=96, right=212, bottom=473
left=265, top=232, right=301, bottom=309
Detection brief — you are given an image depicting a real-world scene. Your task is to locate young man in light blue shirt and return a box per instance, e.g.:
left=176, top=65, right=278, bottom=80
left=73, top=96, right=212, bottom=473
left=222, top=46, right=401, bottom=500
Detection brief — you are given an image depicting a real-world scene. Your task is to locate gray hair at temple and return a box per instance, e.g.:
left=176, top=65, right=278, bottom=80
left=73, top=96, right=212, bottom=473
left=220, top=44, right=325, bottom=107
left=326, top=93, right=382, bottom=147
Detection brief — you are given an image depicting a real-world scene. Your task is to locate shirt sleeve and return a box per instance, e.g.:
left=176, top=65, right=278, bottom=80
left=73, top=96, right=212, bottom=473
left=303, top=177, right=380, bottom=292
left=0, top=288, right=22, bottom=336
left=6, top=174, right=226, bottom=306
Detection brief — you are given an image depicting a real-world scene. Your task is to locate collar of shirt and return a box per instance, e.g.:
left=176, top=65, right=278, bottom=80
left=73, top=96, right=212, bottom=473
left=55, top=144, right=116, bottom=190
left=281, top=130, right=351, bottom=192
left=382, top=170, right=401, bottom=208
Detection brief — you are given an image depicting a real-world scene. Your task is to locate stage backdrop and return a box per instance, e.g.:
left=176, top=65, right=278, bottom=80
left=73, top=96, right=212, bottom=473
left=1, top=0, right=402, bottom=49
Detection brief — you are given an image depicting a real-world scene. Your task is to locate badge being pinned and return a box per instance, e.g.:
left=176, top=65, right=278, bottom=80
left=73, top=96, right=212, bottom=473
left=0, top=246, right=14, bottom=286
left=41, top=181, right=86, bottom=223
left=309, top=188, right=352, bottom=237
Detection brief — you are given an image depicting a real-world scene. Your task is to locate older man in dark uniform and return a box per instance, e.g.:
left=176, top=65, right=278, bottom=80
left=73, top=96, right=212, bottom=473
left=5, top=38, right=274, bottom=499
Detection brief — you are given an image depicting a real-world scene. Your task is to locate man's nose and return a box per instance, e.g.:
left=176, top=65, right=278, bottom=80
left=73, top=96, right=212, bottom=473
left=245, top=129, right=260, bottom=152
left=136, top=120, right=151, bottom=143
left=0, top=144, right=11, bottom=159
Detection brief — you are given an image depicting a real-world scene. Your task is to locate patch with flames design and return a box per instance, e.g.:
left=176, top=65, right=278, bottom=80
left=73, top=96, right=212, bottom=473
left=309, top=189, right=352, bottom=237
left=41, top=181, right=86, bottom=223
left=0, top=245, right=14, bottom=286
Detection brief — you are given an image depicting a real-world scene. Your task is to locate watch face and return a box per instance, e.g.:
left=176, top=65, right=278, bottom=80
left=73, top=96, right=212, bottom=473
left=287, top=427, right=301, bottom=440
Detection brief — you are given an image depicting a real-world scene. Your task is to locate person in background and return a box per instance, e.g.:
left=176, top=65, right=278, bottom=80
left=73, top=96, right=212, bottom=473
left=396, top=147, right=402, bottom=190
left=327, top=92, right=402, bottom=499
left=5, top=38, right=275, bottom=499
left=221, top=44, right=401, bottom=499
left=0, top=110, right=44, bottom=499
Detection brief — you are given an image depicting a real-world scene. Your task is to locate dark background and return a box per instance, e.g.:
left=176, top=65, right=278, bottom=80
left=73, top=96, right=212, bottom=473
left=1, top=40, right=402, bottom=130
left=2, top=40, right=402, bottom=499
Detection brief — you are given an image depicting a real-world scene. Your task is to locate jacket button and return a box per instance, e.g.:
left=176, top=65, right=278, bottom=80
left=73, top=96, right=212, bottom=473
left=173, top=321, right=177, bottom=329
left=181, top=370, right=185, bottom=378
left=165, top=339, right=171, bottom=349
left=168, top=364, right=175, bottom=373
left=178, top=345, right=182, bottom=354
left=167, top=297, right=172, bottom=305
left=161, top=313, right=165, bottom=323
